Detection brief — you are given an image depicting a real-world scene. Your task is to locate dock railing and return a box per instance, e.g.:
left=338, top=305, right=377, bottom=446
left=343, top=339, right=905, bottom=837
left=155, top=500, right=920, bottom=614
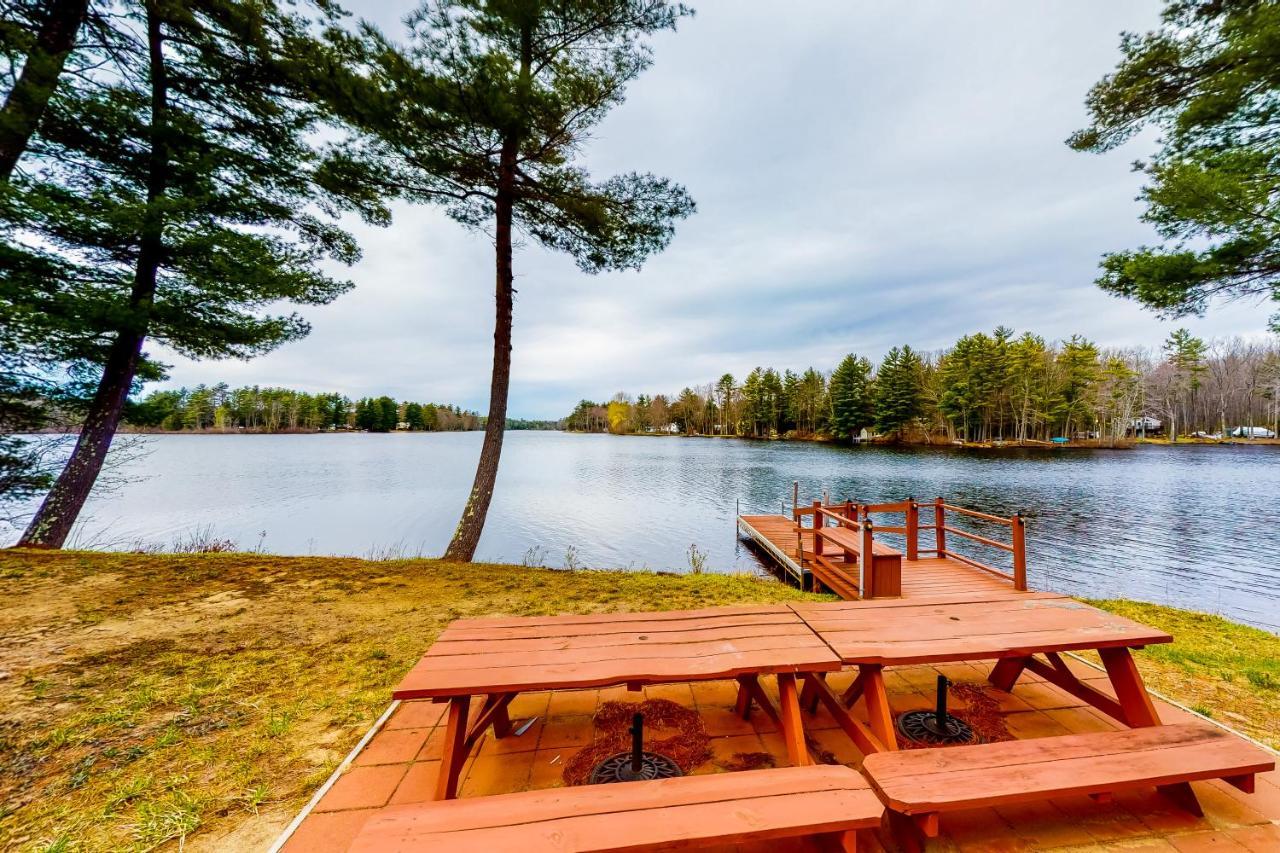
left=926, top=497, right=1027, bottom=591
left=788, top=488, right=1027, bottom=592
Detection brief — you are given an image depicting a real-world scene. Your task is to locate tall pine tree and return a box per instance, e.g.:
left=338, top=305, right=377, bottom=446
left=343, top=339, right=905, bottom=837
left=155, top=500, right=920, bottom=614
left=7, top=0, right=386, bottom=547
left=340, top=1, right=695, bottom=560
left=828, top=353, right=874, bottom=441
left=874, top=345, right=925, bottom=439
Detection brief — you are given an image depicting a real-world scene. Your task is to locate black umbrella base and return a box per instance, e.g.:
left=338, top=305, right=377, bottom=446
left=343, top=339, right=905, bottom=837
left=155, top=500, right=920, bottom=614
left=589, top=751, right=683, bottom=784
left=897, top=709, right=977, bottom=745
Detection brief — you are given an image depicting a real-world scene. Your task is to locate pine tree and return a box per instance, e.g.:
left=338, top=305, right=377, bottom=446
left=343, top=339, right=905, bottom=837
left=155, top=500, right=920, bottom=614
left=1071, top=1, right=1280, bottom=331
left=342, top=0, right=695, bottom=561
left=9, top=0, right=384, bottom=547
left=1052, top=335, right=1101, bottom=438
left=828, top=354, right=874, bottom=441
left=874, top=346, right=925, bottom=438
left=0, top=0, right=92, bottom=181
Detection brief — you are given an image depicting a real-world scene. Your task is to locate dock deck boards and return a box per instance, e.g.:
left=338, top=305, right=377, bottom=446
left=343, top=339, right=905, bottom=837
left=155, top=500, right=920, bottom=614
left=738, top=513, right=1024, bottom=601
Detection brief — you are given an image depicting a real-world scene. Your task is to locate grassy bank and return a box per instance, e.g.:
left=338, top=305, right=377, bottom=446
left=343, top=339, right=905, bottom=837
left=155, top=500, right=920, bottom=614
left=0, top=551, right=820, bottom=852
left=1084, top=599, right=1279, bottom=750
left=0, top=551, right=1274, bottom=851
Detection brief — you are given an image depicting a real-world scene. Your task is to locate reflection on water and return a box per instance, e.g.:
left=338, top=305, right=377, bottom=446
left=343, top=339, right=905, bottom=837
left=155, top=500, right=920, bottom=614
left=11, top=431, right=1279, bottom=631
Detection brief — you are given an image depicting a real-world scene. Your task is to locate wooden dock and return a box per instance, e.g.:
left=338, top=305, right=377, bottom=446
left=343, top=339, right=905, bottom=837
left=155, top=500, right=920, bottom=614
left=739, top=496, right=1029, bottom=601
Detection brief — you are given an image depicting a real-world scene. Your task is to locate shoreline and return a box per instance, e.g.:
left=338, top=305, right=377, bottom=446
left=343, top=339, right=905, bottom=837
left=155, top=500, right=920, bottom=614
left=562, top=430, right=1280, bottom=450
left=29, top=427, right=1280, bottom=450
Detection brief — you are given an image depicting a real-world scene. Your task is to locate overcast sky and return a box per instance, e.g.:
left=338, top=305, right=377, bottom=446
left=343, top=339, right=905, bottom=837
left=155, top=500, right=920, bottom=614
left=155, top=0, right=1272, bottom=419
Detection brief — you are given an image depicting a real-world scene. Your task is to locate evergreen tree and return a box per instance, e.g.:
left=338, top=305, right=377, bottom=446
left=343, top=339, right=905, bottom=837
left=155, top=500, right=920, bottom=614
left=344, top=0, right=695, bottom=561
left=9, top=1, right=384, bottom=547
left=374, top=396, right=398, bottom=432
left=740, top=368, right=764, bottom=437
left=1052, top=335, right=1101, bottom=438
left=354, top=398, right=375, bottom=431
left=874, top=346, right=925, bottom=438
left=1071, top=0, right=1280, bottom=331
left=716, top=373, right=735, bottom=434
left=0, top=0, right=92, bottom=180
left=1161, top=327, right=1207, bottom=441
left=828, top=353, right=874, bottom=441
left=1007, top=332, right=1050, bottom=442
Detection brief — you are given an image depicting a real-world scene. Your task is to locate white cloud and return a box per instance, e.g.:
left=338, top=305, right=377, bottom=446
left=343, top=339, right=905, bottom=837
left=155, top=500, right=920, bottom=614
left=153, top=0, right=1275, bottom=418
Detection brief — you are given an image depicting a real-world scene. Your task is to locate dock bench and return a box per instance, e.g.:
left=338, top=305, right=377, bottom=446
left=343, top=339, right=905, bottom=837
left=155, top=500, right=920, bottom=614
left=348, top=765, right=885, bottom=852
left=815, top=526, right=903, bottom=598
left=861, top=723, right=1275, bottom=845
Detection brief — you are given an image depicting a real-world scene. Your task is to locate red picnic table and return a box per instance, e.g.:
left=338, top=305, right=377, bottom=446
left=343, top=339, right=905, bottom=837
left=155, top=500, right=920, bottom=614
left=788, top=591, right=1175, bottom=752
left=392, top=604, right=842, bottom=799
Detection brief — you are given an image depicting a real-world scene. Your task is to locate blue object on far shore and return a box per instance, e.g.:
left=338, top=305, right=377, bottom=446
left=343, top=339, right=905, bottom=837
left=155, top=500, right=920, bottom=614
left=1051, top=437, right=1070, bottom=444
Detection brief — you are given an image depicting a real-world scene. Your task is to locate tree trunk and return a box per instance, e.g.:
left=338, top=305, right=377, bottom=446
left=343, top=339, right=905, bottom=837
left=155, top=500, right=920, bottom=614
left=0, top=0, right=89, bottom=181
left=445, top=18, right=536, bottom=561
left=443, top=139, right=516, bottom=561
left=18, top=2, right=168, bottom=548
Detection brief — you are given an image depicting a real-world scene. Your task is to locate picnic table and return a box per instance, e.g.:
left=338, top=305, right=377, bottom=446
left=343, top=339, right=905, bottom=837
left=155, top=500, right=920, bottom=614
left=393, top=604, right=842, bottom=799
left=789, top=592, right=1174, bottom=753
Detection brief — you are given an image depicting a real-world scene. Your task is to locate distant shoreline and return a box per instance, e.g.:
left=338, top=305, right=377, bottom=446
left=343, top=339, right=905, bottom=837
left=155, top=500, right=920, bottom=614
left=30, top=427, right=1280, bottom=449
left=561, top=430, right=1280, bottom=450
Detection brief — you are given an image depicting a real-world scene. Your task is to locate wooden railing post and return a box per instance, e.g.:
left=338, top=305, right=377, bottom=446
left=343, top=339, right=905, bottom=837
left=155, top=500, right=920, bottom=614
left=933, top=497, right=946, bottom=557
left=860, top=517, right=875, bottom=597
left=792, top=481, right=799, bottom=518
left=811, top=500, right=823, bottom=560
left=905, top=498, right=919, bottom=561
left=1012, top=513, right=1027, bottom=591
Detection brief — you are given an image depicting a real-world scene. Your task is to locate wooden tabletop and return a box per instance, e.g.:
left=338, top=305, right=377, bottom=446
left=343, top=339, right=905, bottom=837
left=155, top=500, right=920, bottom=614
left=790, top=593, right=1172, bottom=665
left=393, top=604, right=843, bottom=699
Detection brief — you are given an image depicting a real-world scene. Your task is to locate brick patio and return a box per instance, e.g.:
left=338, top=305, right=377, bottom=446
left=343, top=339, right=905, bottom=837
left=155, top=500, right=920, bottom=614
left=276, top=658, right=1280, bottom=852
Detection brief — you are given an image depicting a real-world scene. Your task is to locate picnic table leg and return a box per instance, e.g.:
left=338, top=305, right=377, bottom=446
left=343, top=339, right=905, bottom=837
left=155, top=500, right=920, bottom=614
left=1099, top=646, right=1202, bottom=816
left=465, top=693, right=517, bottom=749
left=734, top=676, right=752, bottom=718
left=800, top=671, right=825, bottom=714
left=988, top=656, right=1029, bottom=692
left=434, top=695, right=471, bottom=800
left=802, top=673, right=888, bottom=756
left=775, top=673, right=810, bottom=766
left=1098, top=647, right=1161, bottom=727
left=841, top=669, right=867, bottom=707
left=860, top=665, right=897, bottom=752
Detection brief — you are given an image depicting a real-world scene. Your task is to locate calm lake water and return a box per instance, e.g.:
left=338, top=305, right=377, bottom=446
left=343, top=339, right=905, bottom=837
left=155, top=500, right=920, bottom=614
left=9, top=431, right=1279, bottom=631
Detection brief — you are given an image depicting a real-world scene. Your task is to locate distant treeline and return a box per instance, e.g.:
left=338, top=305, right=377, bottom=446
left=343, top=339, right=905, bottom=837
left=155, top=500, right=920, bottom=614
left=125, top=384, right=557, bottom=433
left=566, top=329, right=1280, bottom=444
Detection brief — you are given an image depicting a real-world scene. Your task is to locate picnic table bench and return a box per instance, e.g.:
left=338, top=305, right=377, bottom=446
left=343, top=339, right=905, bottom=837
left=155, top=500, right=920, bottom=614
left=861, top=723, right=1274, bottom=844
left=349, top=765, right=885, bottom=852
left=392, top=604, right=842, bottom=799
left=790, top=592, right=1276, bottom=847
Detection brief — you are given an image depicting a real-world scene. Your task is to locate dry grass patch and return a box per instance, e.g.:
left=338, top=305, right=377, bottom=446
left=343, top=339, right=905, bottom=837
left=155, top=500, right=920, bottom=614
left=1086, top=599, right=1279, bottom=749
left=0, top=550, right=818, bottom=852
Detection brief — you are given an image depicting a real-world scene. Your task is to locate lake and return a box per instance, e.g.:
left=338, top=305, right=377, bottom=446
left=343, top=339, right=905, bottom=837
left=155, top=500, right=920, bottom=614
left=8, top=431, right=1278, bottom=631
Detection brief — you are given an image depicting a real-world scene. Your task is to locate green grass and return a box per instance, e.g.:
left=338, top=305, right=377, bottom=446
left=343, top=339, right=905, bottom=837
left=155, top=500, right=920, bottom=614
left=0, top=550, right=824, bottom=852
left=1087, top=598, right=1279, bottom=749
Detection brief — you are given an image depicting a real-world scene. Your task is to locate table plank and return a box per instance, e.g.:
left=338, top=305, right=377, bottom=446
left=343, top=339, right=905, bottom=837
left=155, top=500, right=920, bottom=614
left=791, top=597, right=1171, bottom=665
left=394, top=605, right=841, bottom=699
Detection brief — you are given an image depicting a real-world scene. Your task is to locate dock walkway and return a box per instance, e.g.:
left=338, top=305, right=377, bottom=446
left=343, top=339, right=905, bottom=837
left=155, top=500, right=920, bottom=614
left=739, top=497, right=1028, bottom=600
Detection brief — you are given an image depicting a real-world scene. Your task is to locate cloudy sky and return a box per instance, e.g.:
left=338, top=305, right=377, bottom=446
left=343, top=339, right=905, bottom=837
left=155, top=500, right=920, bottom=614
left=157, top=0, right=1272, bottom=419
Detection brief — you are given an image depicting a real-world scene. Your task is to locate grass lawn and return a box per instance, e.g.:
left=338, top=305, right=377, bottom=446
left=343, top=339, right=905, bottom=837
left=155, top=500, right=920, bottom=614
left=0, top=551, right=821, bottom=852
left=1086, top=599, right=1279, bottom=750
left=0, top=550, right=1274, bottom=851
